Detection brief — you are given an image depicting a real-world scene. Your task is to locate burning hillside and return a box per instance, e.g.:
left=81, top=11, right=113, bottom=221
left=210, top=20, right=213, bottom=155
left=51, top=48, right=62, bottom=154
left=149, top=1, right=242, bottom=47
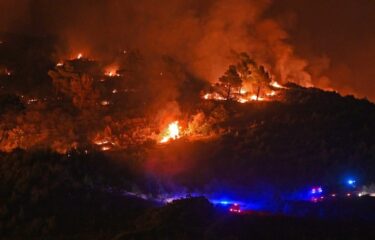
left=201, top=53, right=286, bottom=104
left=0, top=41, right=359, bottom=154
left=0, top=37, right=295, bottom=154
left=0, top=1, right=374, bottom=239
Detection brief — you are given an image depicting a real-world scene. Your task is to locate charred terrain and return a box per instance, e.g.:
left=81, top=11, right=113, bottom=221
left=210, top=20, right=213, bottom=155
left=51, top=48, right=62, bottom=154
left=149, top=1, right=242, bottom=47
left=1, top=29, right=375, bottom=240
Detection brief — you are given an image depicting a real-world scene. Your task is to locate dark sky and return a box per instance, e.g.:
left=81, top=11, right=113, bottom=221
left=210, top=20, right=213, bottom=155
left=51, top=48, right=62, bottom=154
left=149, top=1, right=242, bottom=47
left=0, top=0, right=374, bottom=101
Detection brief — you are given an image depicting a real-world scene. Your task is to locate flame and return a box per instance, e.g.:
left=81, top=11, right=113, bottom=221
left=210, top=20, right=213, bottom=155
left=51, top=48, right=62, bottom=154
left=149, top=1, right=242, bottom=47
left=202, top=81, right=285, bottom=103
left=270, top=81, right=286, bottom=89
left=238, top=97, right=248, bottom=103
left=250, top=94, right=264, bottom=101
left=203, top=93, right=225, bottom=101
left=77, top=53, right=83, bottom=59
left=240, top=88, right=248, bottom=94
left=104, top=65, right=120, bottom=77
left=266, top=90, right=277, bottom=97
left=160, top=121, right=181, bottom=143
left=94, top=139, right=109, bottom=145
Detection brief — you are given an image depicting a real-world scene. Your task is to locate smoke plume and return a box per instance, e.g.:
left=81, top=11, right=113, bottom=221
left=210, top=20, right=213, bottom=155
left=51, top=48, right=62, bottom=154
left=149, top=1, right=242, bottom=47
left=0, top=0, right=312, bottom=84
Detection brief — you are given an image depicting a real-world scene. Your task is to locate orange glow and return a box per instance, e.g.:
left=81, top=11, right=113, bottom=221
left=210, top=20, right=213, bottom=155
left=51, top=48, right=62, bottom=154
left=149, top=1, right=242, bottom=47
left=266, top=90, right=277, bottom=97
left=101, top=100, right=110, bottom=106
left=93, top=139, right=110, bottom=145
left=101, top=146, right=111, bottom=151
left=104, top=65, right=120, bottom=77
left=240, top=88, right=248, bottom=94
left=249, top=94, right=264, bottom=101
left=202, top=81, right=286, bottom=103
left=160, top=121, right=181, bottom=143
left=203, top=93, right=225, bottom=101
left=238, top=97, right=248, bottom=103
left=77, top=53, right=83, bottom=59
left=5, top=69, right=12, bottom=76
left=270, top=81, right=286, bottom=89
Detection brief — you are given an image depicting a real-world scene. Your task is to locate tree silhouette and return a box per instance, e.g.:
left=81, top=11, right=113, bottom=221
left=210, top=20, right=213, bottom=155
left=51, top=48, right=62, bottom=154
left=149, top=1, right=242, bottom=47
left=218, top=65, right=242, bottom=100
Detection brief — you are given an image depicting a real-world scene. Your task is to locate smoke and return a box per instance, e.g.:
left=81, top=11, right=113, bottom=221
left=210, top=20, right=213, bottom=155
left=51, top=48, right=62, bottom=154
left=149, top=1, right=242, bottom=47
left=1, top=0, right=374, bottom=101
left=0, top=0, right=313, bottom=84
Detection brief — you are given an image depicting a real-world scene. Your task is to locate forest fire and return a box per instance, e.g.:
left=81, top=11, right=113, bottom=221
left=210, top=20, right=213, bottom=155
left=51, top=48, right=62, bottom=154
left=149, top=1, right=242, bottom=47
left=160, top=121, right=181, bottom=143
left=202, top=82, right=282, bottom=103
left=200, top=54, right=288, bottom=104
left=104, top=65, right=120, bottom=77
left=270, top=81, right=286, bottom=89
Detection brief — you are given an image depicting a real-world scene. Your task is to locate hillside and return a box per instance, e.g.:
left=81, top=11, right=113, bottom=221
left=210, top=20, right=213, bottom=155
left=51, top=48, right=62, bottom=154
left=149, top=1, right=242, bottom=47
left=2, top=84, right=375, bottom=239
left=147, top=84, right=375, bottom=193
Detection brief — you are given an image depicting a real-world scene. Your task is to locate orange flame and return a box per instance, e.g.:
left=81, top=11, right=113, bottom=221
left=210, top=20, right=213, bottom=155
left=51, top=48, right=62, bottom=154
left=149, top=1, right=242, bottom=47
left=270, top=81, right=286, bottom=89
left=104, top=65, right=120, bottom=77
left=160, top=121, right=181, bottom=143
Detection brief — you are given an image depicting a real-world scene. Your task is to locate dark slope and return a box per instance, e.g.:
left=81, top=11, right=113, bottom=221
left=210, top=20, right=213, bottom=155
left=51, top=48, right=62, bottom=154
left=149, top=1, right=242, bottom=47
left=150, top=84, right=375, bottom=192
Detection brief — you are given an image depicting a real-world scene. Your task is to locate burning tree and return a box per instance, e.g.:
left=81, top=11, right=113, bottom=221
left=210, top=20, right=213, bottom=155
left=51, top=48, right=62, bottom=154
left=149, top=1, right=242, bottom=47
left=218, top=65, right=242, bottom=100
left=204, top=52, right=276, bottom=103
left=250, top=65, right=272, bottom=100
left=236, top=53, right=272, bottom=100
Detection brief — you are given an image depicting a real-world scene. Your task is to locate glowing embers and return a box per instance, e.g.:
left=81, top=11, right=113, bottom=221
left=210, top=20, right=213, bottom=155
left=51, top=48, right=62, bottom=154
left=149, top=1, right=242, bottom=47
left=160, top=121, right=181, bottom=143
left=1, top=67, right=12, bottom=76
left=93, top=135, right=117, bottom=152
left=56, top=61, right=64, bottom=67
left=104, top=65, right=121, bottom=77
left=101, top=100, right=110, bottom=106
left=202, top=81, right=286, bottom=103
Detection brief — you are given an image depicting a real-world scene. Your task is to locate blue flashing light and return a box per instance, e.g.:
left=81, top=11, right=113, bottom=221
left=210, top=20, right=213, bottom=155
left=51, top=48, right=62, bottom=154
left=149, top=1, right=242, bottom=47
left=311, top=186, right=323, bottom=195
left=347, top=179, right=356, bottom=186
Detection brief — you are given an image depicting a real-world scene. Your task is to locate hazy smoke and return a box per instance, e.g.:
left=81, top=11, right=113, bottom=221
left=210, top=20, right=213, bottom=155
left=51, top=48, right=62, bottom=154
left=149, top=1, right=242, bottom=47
left=0, top=0, right=312, bottom=84
left=1, top=0, right=373, bottom=101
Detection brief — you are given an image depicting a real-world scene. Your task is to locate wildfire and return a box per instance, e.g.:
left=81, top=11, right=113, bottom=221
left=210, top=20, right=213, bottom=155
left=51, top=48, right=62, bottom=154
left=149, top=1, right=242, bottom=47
left=202, top=81, right=285, bottom=104
left=203, top=93, right=226, bottom=101
left=266, top=90, right=277, bottom=97
left=270, top=81, right=286, bottom=89
left=77, top=53, right=83, bottom=59
left=249, top=94, right=264, bottom=101
left=104, top=65, right=120, bottom=77
left=160, top=121, right=181, bottom=143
